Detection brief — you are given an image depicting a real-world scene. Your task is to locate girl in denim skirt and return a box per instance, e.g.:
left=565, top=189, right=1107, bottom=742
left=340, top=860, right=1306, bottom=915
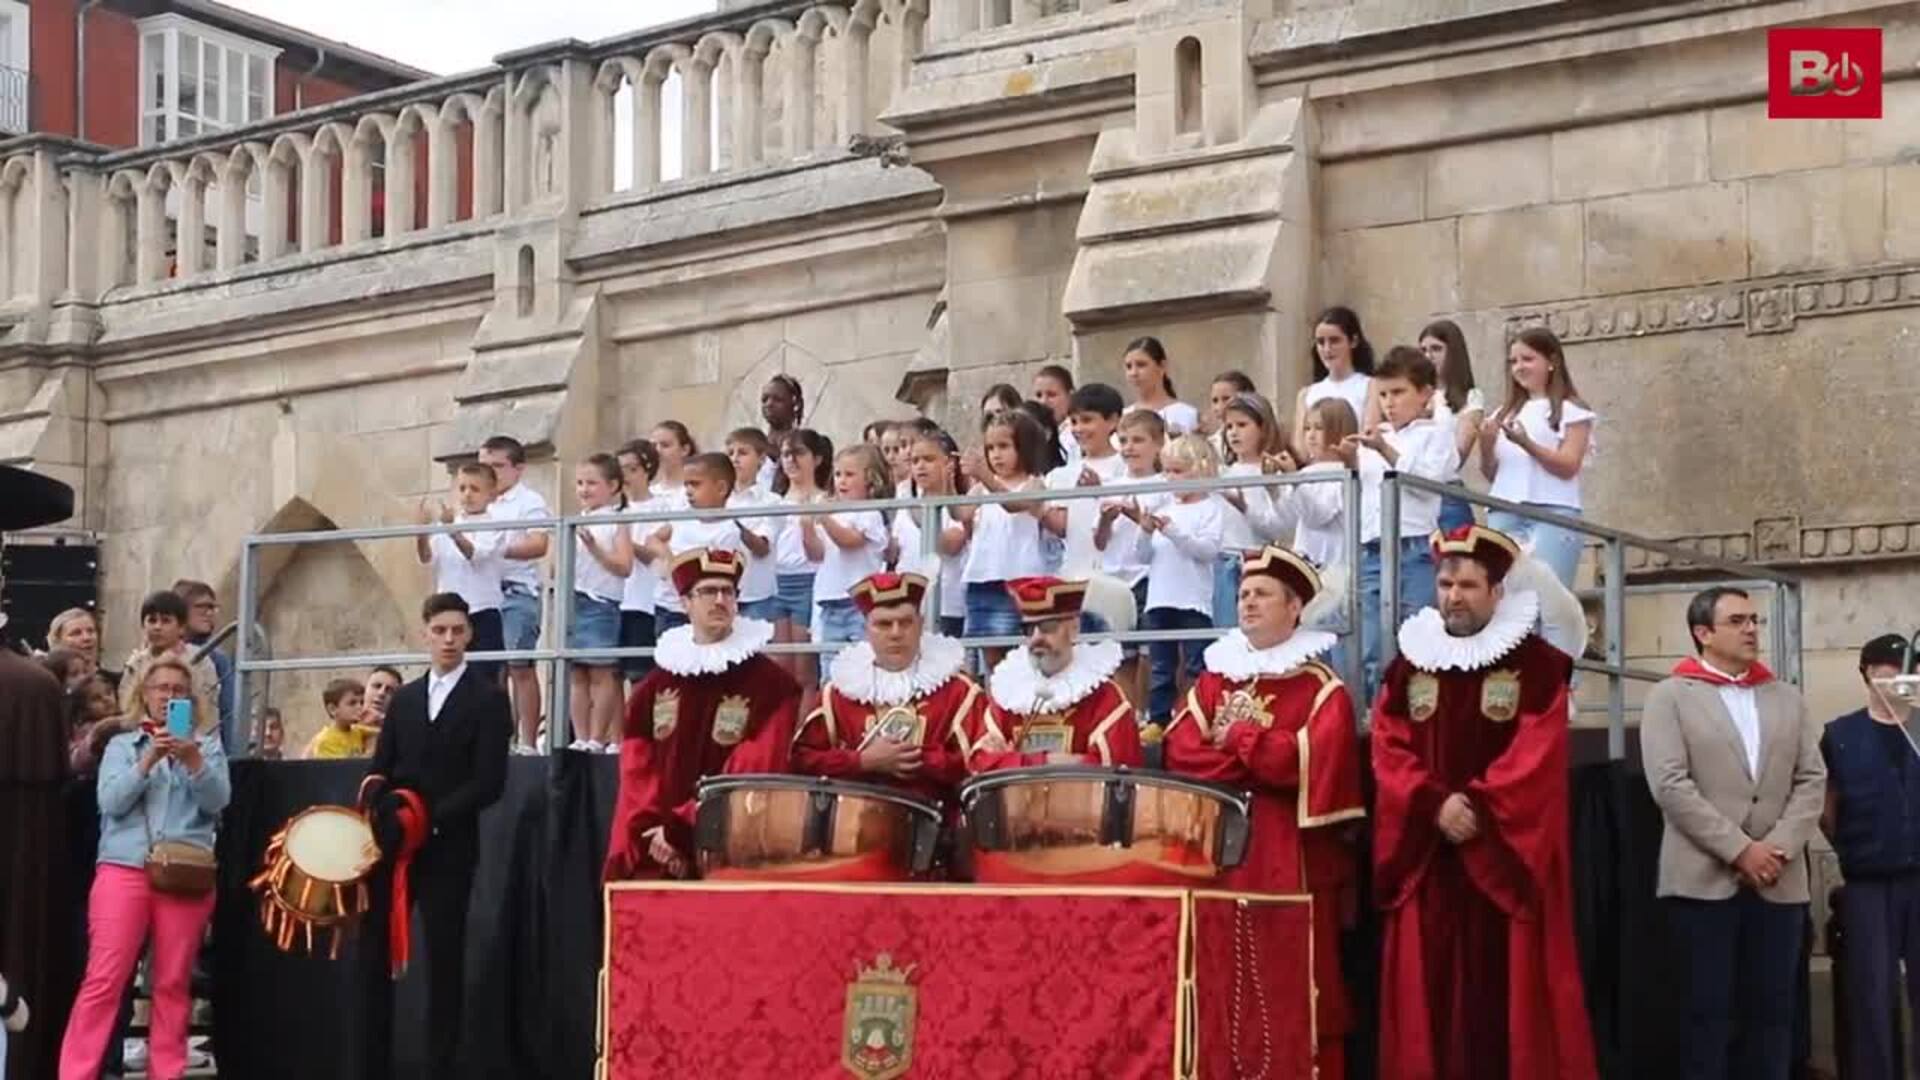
left=804, top=444, right=893, bottom=657
left=772, top=428, right=832, bottom=690
left=569, top=453, right=633, bottom=751
left=956, top=409, right=1052, bottom=671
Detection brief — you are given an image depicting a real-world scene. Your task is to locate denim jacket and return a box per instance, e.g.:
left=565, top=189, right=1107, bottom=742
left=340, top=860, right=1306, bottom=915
left=95, top=728, right=231, bottom=870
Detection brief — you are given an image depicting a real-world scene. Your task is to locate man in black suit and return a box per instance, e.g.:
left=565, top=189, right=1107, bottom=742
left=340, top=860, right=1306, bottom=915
left=358, top=592, right=512, bottom=1079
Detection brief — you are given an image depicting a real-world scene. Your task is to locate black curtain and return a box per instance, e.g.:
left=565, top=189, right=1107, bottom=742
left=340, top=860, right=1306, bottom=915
left=210, top=755, right=619, bottom=1080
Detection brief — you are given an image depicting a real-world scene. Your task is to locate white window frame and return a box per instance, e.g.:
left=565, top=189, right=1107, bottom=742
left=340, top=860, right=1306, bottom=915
left=0, top=0, right=30, bottom=135
left=137, top=14, right=280, bottom=146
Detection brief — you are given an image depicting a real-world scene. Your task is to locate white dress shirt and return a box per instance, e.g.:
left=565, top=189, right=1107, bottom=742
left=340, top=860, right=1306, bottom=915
left=1700, top=658, right=1762, bottom=779
left=1356, top=417, right=1456, bottom=544
left=428, top=662, right=468, bottom=723
left=489, top=482, right=551, bottom=592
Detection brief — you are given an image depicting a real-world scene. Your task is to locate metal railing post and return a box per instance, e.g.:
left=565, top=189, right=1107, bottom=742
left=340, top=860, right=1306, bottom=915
left=1342, top=469, right=1365, bottom=699
left=1604, top=538, right=1626, bottom=761
left=235, top=537, right=256, bottom=756
left=1780, top=578, right=1804, bottom=686
left=1379, top=473, right=1402, bottom=671
left=548, top=521, right=574, bottom=754
left=918, top=501, right=942, bottom=626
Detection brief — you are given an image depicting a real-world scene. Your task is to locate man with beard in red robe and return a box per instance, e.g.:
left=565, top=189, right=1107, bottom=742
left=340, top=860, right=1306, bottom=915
left=792, top=572, right=985, bottom=809
left=604, top=548, right=800, bottom=880
left=1372, top=524, right=1597, bottom=1080
left=1163, top=545, right=1363, bottom=1080
left=967, top=577, right=1142, bottom=772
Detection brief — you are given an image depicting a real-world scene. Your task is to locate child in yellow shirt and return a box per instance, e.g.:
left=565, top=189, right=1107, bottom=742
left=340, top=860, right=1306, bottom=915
left=304, top=678, right=372, bottom=759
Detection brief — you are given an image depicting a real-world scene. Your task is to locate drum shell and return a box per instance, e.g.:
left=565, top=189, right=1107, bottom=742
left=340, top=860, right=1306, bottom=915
left=959, top=767, right=1250, bottom=887
left=266, top=806, right=376, bottom=924
left=695, top=775, right=942, bottom=882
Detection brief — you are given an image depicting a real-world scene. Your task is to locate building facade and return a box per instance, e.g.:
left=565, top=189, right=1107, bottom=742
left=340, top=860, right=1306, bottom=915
left=0, top=0, right=1912, bottom=762
left=9, top=0, right=428, bottom=144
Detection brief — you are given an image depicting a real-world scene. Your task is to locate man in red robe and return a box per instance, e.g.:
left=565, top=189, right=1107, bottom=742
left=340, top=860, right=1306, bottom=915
left=1164, top=545, right=1364, bottom=1080
left=604, top=548, right=799, bottom=880
left=1372, top=525, right=1597, bottom=1080
left=967, top=577, right=1142, bottom=772
left=792, top=572, right=984, bottom=808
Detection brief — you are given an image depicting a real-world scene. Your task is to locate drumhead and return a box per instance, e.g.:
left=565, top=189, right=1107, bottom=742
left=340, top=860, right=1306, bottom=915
left=283, top=806, right=379, bottom=883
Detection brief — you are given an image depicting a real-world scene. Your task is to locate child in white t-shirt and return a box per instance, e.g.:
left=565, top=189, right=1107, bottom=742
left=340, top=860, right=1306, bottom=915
left=415, top=462, right=509, bottom=679
left=956, top=409, right=1053, bottom=670
left=900, top=428, right=969, bottom=638
left=724, top=427, right=779, bottom=622
left=642, top=452, right=749, bottom=635
left=1095, top=406, right=1167, bottom=710
left=1043, top=383, right=1130, bottom=581
left=1126, top=433, right=1224, bottom=729
left=802, top=444, right=893, bottom=651
left=568, top=454, right=633, bottom=751
left=772, top=429, right=831, bottom=690
left=616, top=440, right=677, bottom=686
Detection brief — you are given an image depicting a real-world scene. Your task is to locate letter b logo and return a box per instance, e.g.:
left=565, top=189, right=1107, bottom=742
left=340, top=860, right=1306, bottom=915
left=1770, top=29, right=1882, bottom=118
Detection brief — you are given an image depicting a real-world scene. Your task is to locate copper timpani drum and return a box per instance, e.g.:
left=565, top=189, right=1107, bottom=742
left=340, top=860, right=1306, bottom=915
left=694, top=775, right=943, bottom=883
left=958, top=766, right=1251, bottom=887
left=249, top=804, right=381, bottom=957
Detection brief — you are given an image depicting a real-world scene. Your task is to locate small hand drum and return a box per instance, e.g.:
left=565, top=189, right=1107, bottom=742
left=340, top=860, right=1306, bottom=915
left=250, top=805, right=381, bottom=958
left=694, top=775, right=943, bottom=883
left=959, top=765, right=1251, bottom=886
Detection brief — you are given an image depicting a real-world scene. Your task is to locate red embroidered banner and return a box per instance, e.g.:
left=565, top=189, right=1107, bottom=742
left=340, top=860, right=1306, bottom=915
left=602, top=883, right=1314, bottom=1079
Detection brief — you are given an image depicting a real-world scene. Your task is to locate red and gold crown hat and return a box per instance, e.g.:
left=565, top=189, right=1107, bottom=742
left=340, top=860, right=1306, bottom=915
left=669, top=546, right=745, bottom=597
left=1240, top=545, right=1321, bottom=605
left=849, top=571, right=929, bottom=615
left=1004, top=576, right=1089, bottom=623
left=1430, top=524, right=1522, bottom=583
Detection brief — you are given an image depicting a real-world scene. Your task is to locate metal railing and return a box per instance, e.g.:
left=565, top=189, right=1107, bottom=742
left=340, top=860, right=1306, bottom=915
left=1379, top=472, right=1802, bottom=759
left=231, top=470, right=1360, bottom=754
left=230, top=467, right=1802, bottom=762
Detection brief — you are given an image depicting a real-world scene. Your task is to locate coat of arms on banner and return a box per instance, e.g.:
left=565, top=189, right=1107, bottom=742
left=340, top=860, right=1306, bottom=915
left=842, top=953, right=917, bottom=1080
left=712, top=695, right=751, bottom=746
left=1481, top=670, right=1521, bottom=723
left=652, top=689, right=680, bottom=740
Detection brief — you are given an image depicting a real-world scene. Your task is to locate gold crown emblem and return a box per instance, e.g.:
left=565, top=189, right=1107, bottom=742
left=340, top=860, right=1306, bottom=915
left=855, top=953, right=916, bottom=985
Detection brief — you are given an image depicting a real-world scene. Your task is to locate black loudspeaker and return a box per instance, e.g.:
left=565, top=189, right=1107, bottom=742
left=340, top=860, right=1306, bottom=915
left=1, top=538, right=99, bottom=652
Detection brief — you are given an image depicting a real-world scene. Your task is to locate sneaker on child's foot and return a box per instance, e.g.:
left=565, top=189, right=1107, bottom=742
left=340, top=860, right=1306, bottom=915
left=600, top=741, right=621, bottom=754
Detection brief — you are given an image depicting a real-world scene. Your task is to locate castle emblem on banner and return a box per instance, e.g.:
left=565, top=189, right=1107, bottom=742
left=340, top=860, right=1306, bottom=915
left=842, top=953, right=917, bottom=1080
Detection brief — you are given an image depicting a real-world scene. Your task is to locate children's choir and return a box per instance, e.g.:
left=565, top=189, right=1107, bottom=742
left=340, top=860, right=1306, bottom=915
left=417, top=313, right=1591, bottom=740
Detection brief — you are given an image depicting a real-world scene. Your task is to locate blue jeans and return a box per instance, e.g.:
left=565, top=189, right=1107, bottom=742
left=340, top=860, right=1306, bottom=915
left=963, top=582, right=1023, bottom=639
left=1144, top=607, right=1211, bottom=724
left=1488, top=506, right=1584, bottom=588
left=1211, top=553, right=1242, bottom=628
left=739, top=598, right=777, bottom=622
left=772, top=573, right=815, bottom=626
left=1359, top=538, right=1436, bottom=701
left=1437, top=485, right=1477, bottom=533
left=618, top=609, right=655, bottom=680
left=500, top=584, right=542, bottom=669
left=654, top=609, right=688, bottom=634
left=815, top=598, right=866, bottom=649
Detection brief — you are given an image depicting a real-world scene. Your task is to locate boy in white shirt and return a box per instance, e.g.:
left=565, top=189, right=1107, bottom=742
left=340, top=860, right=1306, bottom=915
left=416, top=462, right=509, bottom=680
left=642, top=453, right=751, bottom=634
left=1334, top=346, right=1456, bottom=698
left=1127, top=433, right=1225, bottom=730
left=1044, top=383, right=1130, bottom=580
left=1095, top=407, right=1165, bottom=708
left=724, top=428, right=779, bottom=622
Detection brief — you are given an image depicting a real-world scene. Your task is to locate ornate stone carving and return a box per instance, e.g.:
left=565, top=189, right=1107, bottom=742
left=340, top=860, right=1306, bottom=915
left=1504, top=262, right=1920, bottom=343
left=1622, top=514, right=1920, bottom=573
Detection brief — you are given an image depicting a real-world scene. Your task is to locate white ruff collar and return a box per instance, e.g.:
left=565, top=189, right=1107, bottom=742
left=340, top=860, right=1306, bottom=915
left=989, top=639, right=1124, bottom=714
left=1202, top=629, right=1338, bottom=682
left=828, top=634, right=968, bottom=707
left=1396, top=591, right=1540, bottom=672
left=654, top=618, right=773, bottom=677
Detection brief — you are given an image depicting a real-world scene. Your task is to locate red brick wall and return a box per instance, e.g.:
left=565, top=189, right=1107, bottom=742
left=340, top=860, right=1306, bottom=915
left=82, top=6, right=141, bottom=148
left=276, top=67, right=360, bottom=114
left=29, top=0, right=78, bottom=136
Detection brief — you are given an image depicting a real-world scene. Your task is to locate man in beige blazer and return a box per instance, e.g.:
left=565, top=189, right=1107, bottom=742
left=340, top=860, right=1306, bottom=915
left=1642, top=585, right=1825, bottom=1080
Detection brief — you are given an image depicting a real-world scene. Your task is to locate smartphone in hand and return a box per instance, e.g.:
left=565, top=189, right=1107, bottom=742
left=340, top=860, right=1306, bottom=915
left=165, top=698, right=194, bottom=740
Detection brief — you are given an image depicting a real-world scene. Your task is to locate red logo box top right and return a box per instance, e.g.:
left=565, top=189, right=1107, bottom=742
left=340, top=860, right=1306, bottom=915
left=1768, top=27, right=1883, bottom=119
